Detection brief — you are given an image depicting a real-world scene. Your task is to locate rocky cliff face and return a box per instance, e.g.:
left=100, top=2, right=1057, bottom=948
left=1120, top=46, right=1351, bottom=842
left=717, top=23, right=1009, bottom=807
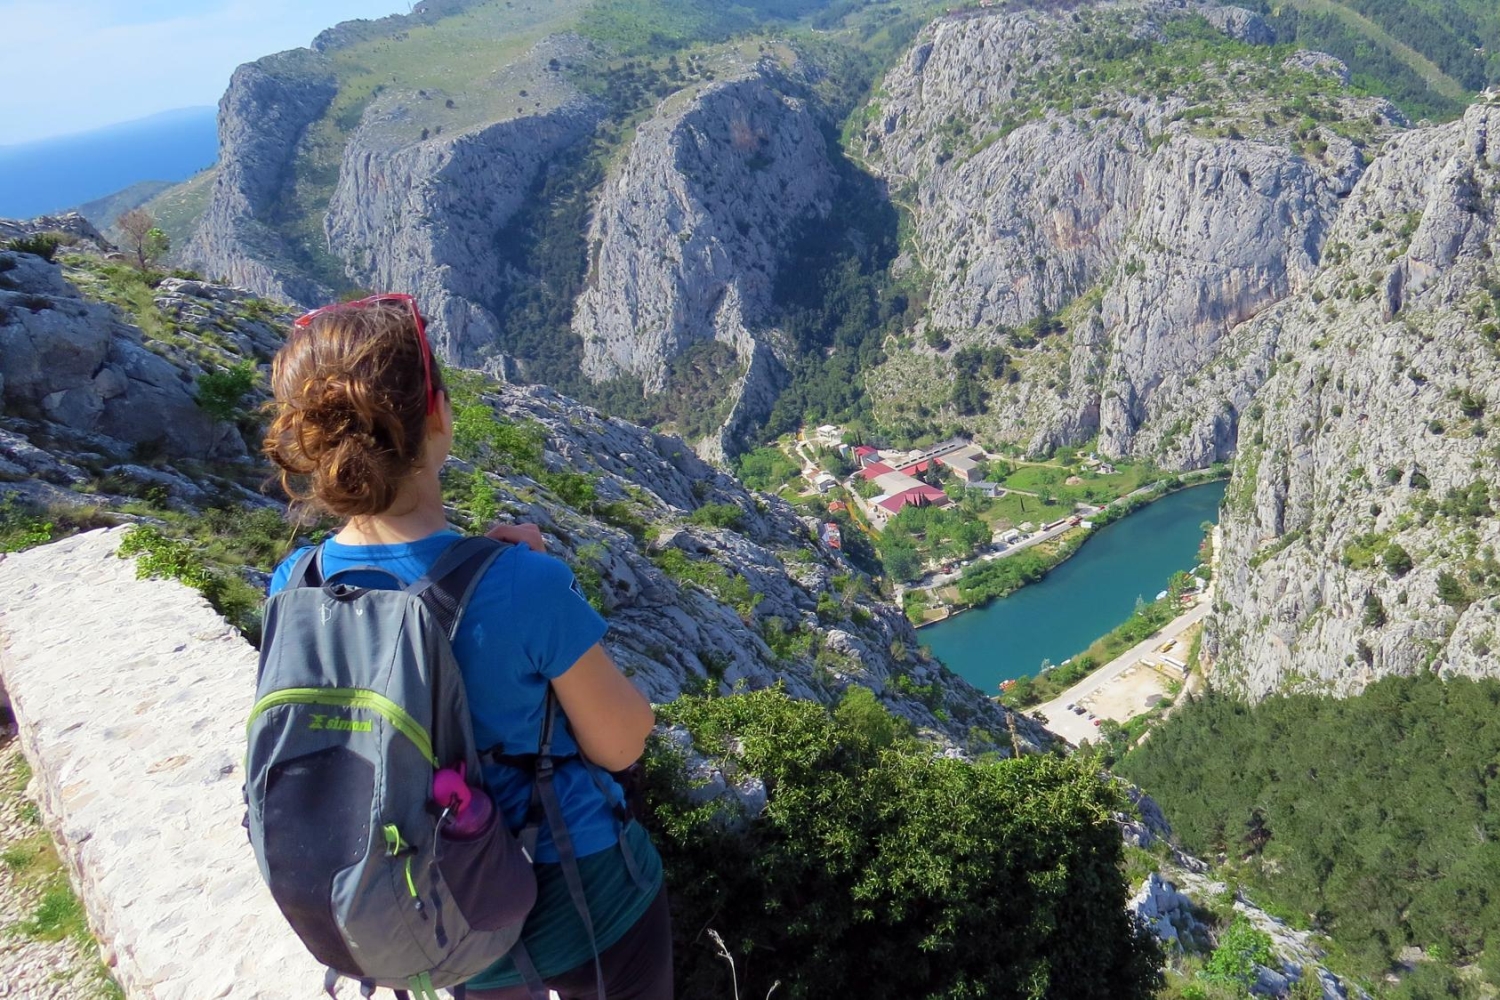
left=1210, top=94, right=1500, bottom=699
left=326, top=36, right=602, bottom=368
left=860, top=1, right=1399, bottom=468
left=185, top=48, right=338, bottom=307
left=574, top=63, right=838, bottom=459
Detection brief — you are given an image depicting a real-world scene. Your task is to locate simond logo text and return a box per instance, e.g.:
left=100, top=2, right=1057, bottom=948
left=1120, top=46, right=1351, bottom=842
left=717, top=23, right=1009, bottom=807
left=308, top=713, right=373, bottom=733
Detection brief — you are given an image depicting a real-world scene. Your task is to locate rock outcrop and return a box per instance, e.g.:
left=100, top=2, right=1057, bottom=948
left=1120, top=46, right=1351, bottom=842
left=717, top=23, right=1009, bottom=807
left=0, top=213, right=114, bottom=254
left=859, top=0, right=1399, bottom=467
left=185, top=48, right=338, bottom=307
left=326, top=36, right=602, bottom=367
left=574, top=64, right=838, bottom=458
left=0, top=249, right=250, bottom=471
left=1210, top=94, right=1500, bottom=698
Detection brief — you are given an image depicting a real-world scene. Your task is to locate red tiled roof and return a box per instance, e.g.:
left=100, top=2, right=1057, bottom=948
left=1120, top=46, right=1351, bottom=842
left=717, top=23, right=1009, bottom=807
left=898, top=460, right=933, bottom=476
left=875, top=486, right=950, bottom=514
left=860, top=461, right=895, bottom=480
left=853, top=445, right=878, bottom=457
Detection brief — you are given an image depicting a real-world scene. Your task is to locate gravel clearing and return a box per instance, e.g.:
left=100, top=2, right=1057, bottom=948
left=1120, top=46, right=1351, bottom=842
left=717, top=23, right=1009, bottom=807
left=0, top=724, right=120, bottom=999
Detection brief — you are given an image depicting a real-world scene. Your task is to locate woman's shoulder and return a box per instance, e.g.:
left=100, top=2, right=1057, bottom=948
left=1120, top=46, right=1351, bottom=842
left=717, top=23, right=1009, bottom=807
left=476, top=543, right=582, bottom=606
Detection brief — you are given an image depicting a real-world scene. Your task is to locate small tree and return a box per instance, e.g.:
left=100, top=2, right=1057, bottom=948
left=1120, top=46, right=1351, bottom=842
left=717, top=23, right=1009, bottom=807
left=117, top=208, right=170, bottom=270
left=1382, top=543, right=1413, bottom=579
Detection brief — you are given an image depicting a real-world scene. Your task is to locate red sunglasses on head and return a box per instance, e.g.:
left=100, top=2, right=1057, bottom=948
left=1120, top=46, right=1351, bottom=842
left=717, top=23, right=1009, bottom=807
left=293, top=293, right=439, bottom=415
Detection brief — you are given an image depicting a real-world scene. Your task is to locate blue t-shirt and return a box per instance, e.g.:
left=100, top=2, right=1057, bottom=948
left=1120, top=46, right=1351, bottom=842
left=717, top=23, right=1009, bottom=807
left=268, top=529, right=620, bottom=862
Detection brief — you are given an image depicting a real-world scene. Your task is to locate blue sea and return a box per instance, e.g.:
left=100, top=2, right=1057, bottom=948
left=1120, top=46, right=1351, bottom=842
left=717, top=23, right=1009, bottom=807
left=0, top=108, right=219, bottom=220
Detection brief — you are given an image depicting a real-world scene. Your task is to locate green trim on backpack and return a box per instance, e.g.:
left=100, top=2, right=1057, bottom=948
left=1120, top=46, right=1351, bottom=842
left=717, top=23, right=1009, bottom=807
left=247, top=687, right=438, bottom=766
left=408, top=971, right=442, bottom=1000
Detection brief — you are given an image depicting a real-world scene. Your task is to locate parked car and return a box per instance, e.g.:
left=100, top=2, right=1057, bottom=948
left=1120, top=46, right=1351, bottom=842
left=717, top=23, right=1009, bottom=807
left=1092, top=719, right=1103, bottom=727
left=1072, top=706, right=1086, bottom=715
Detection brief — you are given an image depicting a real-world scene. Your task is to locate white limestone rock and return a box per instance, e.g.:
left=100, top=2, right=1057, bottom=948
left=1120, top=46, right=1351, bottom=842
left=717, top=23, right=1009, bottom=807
left=1211, top=97, right=1500, bottom=698
left=573, top=63, right=838, bottom=458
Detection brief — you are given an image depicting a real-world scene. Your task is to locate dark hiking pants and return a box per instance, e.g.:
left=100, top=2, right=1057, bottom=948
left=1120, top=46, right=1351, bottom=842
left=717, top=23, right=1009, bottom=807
left=467, top=888, right=673, bottom=1000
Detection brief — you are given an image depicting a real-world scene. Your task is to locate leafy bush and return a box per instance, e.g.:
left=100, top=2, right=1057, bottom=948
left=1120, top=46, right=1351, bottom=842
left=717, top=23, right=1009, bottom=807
left=118, top=525, right=265, bottom=644
left=0, top=498, right=54, bottom=552
left=1200, top=914, right=1274, bottom=991
left=1382, top=542, right=1414, bottom=578
left=652, top=547, right=762, bottom=620
left=687, top=502, right=744, bottom=531
left=118, top=525, right=214, bottom=591
left=195, top=362, right=258, bottom=422
left=1436, top=569, right=1471, bottom=610
left=5, top=233, right=65, bottom=261
left=540, top=471, right=597, bottom=510
left=644, top=688, right=1163, bottom=999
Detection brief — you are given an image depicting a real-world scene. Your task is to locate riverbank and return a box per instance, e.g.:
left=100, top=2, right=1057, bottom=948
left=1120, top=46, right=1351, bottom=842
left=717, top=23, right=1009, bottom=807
left=923, top=480, right=1227, bottom=694
left=1004, top=572, right=1207, bottom=710
left=1028, top=525, right=1224, bottom=747
left=914, top=468, right=1228, bottom=624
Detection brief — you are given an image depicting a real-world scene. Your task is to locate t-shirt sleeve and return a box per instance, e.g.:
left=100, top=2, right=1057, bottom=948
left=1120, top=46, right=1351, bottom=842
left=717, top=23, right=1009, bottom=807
left=267, top=546, right=314, bottom=596
left=513, top=550, right=609, bottom=679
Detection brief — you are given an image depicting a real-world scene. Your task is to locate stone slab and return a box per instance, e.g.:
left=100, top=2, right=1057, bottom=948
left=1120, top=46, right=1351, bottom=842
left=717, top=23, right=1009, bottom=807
left=0, top=528, right=363, bottom=998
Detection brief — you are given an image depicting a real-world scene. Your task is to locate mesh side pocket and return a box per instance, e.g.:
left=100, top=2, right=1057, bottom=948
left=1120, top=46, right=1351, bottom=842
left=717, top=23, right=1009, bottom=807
left=264, top=746, right=374, bottom=973
left=436, top=807, right=537, bottom=932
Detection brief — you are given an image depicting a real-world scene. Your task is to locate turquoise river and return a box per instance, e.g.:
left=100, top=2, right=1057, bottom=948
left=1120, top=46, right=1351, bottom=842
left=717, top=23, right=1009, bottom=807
left=923, top=480, right=1228, bottom=694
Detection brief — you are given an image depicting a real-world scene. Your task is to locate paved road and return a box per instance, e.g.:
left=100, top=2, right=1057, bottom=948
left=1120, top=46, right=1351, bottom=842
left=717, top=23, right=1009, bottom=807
left=1031, top=599, right=1209, bottom=746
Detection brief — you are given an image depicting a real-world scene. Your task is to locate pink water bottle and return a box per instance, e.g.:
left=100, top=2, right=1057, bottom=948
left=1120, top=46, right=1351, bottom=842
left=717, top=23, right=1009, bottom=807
left=432, top=762, right=493, bottom=839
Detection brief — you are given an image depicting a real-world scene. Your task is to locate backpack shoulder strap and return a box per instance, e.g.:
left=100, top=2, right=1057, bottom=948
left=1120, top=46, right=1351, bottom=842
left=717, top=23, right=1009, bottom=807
left=407, top=536, right=511, bottom=640
left=531, top=686, right=606, bottom=1000
left=285, top=545, right=324, bottom=590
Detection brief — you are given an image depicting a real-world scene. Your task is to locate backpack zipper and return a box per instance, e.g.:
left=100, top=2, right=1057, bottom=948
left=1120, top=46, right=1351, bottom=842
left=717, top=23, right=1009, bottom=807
left=246, top=688, right=437, bottom=766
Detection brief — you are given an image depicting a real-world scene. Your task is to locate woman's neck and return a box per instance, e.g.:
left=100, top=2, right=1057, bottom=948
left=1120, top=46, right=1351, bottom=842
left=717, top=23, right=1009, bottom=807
left=335, top=468, right=449, bottom=545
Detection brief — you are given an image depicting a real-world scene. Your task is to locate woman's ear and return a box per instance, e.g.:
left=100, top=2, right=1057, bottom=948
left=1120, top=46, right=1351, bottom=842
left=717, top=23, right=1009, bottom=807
left=432, top=391, right=453, bottom=438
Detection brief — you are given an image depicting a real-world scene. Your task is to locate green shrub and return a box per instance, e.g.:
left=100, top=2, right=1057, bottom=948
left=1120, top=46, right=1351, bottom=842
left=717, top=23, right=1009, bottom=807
left=195, top=361, right=258, bottom=421
left=1382, top=542, right=1414, bottom=578
left=459, top=469, right=499, bottom=527
left=643, top=688, right=1163, bottom=999
left=1201, top=914, right=1274, bottom=991
left=687, top=502, right=744, bottom=530
left=118, top=525, right=213, bottom=590
left=0, top=499, right=54, bottom=552
left=541, top=471, right=597, bottom=510
left=5, top=233, right=65, bottom=262
left=1436, top=570, right=1470, bottom=610
left=118, top=525, right=263, bottom=644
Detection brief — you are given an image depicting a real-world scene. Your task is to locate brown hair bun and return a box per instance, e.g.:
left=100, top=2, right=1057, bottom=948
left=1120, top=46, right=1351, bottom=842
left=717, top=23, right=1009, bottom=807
left=263, top=301, right=445, bottom=519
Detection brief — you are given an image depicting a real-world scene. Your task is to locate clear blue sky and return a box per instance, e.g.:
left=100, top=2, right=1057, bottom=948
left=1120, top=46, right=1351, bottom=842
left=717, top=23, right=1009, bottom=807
left=0, top=1, right=409, bottom=146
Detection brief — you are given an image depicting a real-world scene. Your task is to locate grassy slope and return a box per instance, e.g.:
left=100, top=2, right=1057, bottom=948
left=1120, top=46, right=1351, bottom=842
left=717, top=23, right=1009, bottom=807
left=276, top=0, right=596, bottom=290
left=1284, top=0, right=1471, bottom=103
left=142, top=168, right=216, bottom=263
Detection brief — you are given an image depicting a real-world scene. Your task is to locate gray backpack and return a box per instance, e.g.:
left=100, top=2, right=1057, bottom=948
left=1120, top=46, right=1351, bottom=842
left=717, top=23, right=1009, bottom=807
left=246, top=536, right=600, bottom=1000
